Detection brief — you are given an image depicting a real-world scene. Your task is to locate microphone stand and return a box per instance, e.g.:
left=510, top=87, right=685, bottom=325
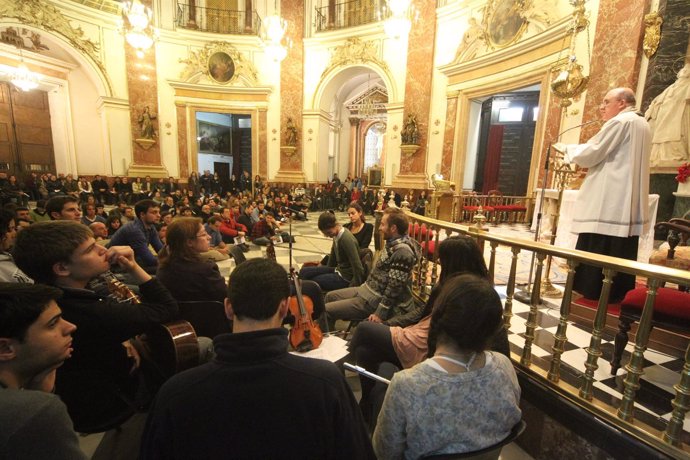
left=514, top=119, right=603, bottom=305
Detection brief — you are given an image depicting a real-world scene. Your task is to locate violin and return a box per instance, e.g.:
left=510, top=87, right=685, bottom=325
left=288, top=271, right=323, bottom=352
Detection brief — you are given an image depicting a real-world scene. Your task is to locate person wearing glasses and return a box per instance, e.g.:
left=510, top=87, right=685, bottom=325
left=156, top=217, right=227, bottom=303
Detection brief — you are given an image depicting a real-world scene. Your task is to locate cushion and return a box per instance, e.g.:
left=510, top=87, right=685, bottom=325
left=621, top=287, right=690, bottom=319
left=649, top=245, right=690, bottom=270
left=409, top=223, right=434, bottom=239
left=462, top=206, right=495, bottom=212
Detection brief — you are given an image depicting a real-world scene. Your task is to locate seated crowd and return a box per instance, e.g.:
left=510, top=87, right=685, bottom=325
left=0, top=170, right=520, bottom=459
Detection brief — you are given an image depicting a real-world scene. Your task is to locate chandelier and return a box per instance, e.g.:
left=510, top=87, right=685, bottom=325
left=261, top=1, right=290, bottom=62
left=360, top=74, right=376, bottom=118
left=550, top=0, right=591, bottom=108
left=121, top=0, right=157, bottom=58
left=382, top=0, right=417, bottom=40
left=10, top=52, right=40, bottom=92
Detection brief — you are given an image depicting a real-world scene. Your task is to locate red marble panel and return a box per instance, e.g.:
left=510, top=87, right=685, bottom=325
left=536, top=94, right=564, bottom=188
left=579, top=0, right=646, bottom=142
left=399, top=0, right=436, bottom=175
left=279, top=0, right=304, bottom=172
left=176, top=105, right=188, bottom=179
left=125, top=0, right=161, bottom=167
left=259, top=109, right=267, bottom=177
left=441, top=95, right=457, bottom=178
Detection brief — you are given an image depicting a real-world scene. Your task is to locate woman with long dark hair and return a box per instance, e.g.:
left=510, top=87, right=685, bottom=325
left=156, top=217, right=226, bottom=302
left=373, top=274, right=521, bottom=459
left=344, top=202, right=374, bottom=249
left=348, top=235, right=508, bottom=422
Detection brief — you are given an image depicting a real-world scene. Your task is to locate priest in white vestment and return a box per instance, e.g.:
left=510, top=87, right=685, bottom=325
left=555, top=88, right=651, bottom=302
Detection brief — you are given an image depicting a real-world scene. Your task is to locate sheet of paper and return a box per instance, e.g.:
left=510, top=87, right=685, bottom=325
left=289, top=334, right=350, bottom=363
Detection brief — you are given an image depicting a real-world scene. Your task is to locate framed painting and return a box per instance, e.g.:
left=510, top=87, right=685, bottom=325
left=207, top=51, right=235, bottom=84
left=484, top=0, right=528, bottom=49
left=197, top=121, right=231, bottom=155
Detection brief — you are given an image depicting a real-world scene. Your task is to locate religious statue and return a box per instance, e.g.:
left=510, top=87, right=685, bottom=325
left=646, top=62, right=690, bottom=168
left=401, top=114, right=418, bottom=145
left=285, top=117, right=298, bottom=146
left=138, top=106, right=157, bottom=139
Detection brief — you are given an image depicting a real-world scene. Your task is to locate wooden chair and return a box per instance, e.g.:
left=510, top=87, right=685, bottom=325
left=610, top=287, right=690, bottom=375
left=178, top=300, right=231, bottom=339
left=421, top=420, right=526, bottom=460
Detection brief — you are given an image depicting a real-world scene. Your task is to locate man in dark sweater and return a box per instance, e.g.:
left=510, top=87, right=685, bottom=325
left=298, top=211, right=364, bottom=292
left=324, top=207, right=421, bottom=330
left=13, top=221, right=178, bottom=433
left=0, top=283, right=86, bottom=459
left=141, top=258, right=374, bottom=459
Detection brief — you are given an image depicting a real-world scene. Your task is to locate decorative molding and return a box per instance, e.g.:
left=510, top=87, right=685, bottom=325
left=643, top=12, right=663, bottom=59
left=0, top=27, right=50, bottom=51
left=321, top=37, right=389, bottom=79
left=179, top=41, right=259, bottom=86
left=0, top=0, right=111, bottom=92
left=453, top=0, right=559, bottom=64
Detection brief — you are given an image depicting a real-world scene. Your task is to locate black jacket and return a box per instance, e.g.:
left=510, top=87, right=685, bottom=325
left=142, top=328, right=375, bottom=459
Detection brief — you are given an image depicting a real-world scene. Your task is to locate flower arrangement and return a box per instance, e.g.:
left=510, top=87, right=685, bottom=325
left=676, top=163, right=690, bottom=184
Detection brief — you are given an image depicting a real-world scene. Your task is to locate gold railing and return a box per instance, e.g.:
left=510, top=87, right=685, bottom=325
left=402, top=207, right=690, bottom=457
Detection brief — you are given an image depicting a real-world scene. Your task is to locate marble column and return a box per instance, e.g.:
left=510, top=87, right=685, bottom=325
left=275, top=0, right=306, bottom=183
left=642, top=1, right=690, bottom=225
left=175, top=104, right=188, bottom=179
left=441, top=92, right=458, bottom=179
left=579, top=0, right=647, bottom=143
left=395, top=0, right=436, bottom=189
left=124, top=0, right=167, bottom=178
left=258, top=108, right=268, bottom=177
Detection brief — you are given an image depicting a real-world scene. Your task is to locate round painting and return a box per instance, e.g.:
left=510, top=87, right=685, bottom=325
left=208, top=51, right=235, bottom=84
left=487, top=0, right=528, bottom=48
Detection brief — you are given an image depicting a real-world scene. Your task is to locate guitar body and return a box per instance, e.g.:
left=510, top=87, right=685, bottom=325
left=138, top=320, right=199, bottom=378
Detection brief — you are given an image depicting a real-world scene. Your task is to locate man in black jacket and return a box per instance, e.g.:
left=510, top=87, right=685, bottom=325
left=13, top=221, right=178, bottom=433
left=141, top=258, right=374, bottom=459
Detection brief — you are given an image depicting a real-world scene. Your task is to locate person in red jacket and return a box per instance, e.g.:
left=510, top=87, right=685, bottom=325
left=218, top=207, right=249, bottom=251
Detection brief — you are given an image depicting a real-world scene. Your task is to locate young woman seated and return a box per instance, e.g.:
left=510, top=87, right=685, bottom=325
left=344, top=202, right=374, bottom=249
left=372, top=273, right=521, bottom=459
left=348, top=235, right=509, bottom=424
left=156, top=217, right=226, bottom=303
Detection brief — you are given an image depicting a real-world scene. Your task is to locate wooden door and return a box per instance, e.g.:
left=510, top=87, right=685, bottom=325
left=0, top=83, right=54, bottom=176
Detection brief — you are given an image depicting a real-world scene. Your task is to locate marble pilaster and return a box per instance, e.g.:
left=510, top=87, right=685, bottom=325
left=176, top=104, right=188, bottom=178
left=124, top=0, right=166, bottom=177
left=579, top=0, right=647, bottom=143
left=259, top=108, right=267, bottom=177
left=441, top=93, right=458, bottom=179
left=276, top=0, right=305, bottom=181
left=397, top=0, right=436, bottom=185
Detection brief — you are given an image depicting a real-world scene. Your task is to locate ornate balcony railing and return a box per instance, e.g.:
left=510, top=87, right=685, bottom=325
left=397, top=202, right=690, bottom=457
left=176, top=4, right=261, bottom=36
left=315, top=0, right=384, bottom=32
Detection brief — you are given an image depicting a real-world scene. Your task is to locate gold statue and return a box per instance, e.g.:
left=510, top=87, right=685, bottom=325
left=643, top=12, right=663, bottom=58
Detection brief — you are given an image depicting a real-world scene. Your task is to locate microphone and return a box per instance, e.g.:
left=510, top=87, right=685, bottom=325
left=554, top=118, right=603, bottom=142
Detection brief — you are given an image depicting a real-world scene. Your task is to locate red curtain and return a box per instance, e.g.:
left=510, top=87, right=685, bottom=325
left=482, top=125, right=504, bottom=194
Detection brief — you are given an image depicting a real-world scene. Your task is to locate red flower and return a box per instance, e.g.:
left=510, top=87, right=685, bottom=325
left=676, top=163, right=690, bottom=184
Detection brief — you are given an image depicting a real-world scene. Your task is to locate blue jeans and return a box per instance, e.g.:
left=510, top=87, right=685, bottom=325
left=299, top=265, right=350, bottom=292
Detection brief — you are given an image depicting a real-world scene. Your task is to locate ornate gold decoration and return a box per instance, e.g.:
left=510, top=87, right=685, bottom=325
left=321, top=38, right=389, bottom=79
left=550, top=0, right=591, bottom=108
left=179, top=41, right=259, bottom=85
left=0, top=0, right=111, bottom=92
left=643, top=12, right=663, bottom=59
left=429, top=173, right=453, bottom=191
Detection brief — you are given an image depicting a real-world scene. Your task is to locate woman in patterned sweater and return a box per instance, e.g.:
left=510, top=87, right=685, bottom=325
left=373, top=274, right=521, bottom=459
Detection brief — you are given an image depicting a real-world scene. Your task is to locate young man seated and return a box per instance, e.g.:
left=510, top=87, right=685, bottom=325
left=0, top=283, right=86, bottom=459
left=141, top=258, right=374, bottom=459
left=108, top=199, right=163, bottom=271
left=251, top=213, right=292, bottom=246
left=46, top=195, right=82, bottom=221
left=298, top=211, right=364, bottom=292
left=13, top=221, right=178, bottom=433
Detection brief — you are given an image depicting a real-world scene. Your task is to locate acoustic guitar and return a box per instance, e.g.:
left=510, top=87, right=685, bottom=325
left=103, top=273, right=200, bottom=378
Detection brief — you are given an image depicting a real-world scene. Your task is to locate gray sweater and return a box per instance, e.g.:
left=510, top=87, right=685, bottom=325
left=327, top=227, right=364, bottom=286
left=0, top=387, right=86, bottom=459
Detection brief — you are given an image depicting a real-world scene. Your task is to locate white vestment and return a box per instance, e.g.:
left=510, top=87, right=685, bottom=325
left=563, top=108, right=651, bottom=238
